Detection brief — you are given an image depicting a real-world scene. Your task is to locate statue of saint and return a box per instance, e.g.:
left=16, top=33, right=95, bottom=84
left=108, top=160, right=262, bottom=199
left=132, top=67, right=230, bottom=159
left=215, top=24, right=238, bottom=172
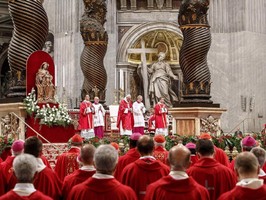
left=35, top=62, right=56, bottom=103
left=148, top=52, right=179, bottom=107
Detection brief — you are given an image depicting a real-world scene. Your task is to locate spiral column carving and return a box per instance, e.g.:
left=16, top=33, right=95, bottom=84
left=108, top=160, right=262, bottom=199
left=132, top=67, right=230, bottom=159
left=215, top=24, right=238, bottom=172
left=178, top=0, right=212, bottom=104
left=80, top=0, right=108, bottom=102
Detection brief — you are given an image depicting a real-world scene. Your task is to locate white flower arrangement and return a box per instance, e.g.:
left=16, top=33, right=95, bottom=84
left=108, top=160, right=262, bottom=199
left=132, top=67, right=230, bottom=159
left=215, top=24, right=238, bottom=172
left=24, top=89, right=73, bottom=127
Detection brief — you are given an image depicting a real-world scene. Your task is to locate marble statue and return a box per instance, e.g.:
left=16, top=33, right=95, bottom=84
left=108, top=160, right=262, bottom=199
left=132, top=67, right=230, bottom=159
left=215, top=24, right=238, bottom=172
left=148, top=52, right=179, bottom=107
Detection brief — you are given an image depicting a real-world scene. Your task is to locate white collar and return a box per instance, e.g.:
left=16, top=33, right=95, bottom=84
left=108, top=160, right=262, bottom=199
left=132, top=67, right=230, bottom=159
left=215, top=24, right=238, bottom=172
left=259, top=168, right=266, bottom=177
left=36, top=158, right=46, bottom=172
left=139, top=156, right=156, bottom=160
left=169, top=171, right=189, bottom=180
left=80, top=165, right=96, bottom=171
left=236, top=178, right=264, bottom=189
left=92, top=172, right=114, bottom=179
left=13, top=183, right=36, bottom=196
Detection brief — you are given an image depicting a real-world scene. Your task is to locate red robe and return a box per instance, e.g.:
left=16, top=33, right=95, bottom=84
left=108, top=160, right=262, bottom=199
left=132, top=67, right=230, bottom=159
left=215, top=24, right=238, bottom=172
left=62, top=169, right=96, bottom=200
left=0, top=190, right=52, bottom=200
left=190, top=155, right=199, bottom=167
left=1, top=156, right=16, bottom=191
left=218, top=185, right=266, bottom=200
left=67, top=177, right=137, bottom=200
left=152, top=146, right=168, bottom=165
left=34, top=167, right=62, bottom=200
left=78, top=101, right=94, bottom=130
left=54, top=147, right=80, bottom=181
left=154, top=103, right=167, bottom=129
left=187, top=157, right=236, bottom=200
left=148, top=115, right=155, bottom=132
left=121, top=158, right=170, bottom=200
left=214, top=146, right=230, bottom=167
left=145, top=175, right=210, bottom=200
left=40, top=155, right=52, bottom=169
left=0, top=166, right=6, bottom=196
left=114, top=148, right=140, bottom=181
left=116, top=99, right=134, bottom=130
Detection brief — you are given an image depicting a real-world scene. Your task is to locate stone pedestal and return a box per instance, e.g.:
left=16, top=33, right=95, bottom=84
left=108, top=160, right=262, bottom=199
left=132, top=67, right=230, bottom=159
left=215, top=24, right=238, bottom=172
left=0, top=103, right=26, bottom=140
left=169, top=107, right=227, bottom=136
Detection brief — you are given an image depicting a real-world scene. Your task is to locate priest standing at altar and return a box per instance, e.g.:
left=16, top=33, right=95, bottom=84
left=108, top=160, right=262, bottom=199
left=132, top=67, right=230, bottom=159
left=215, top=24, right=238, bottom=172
left=78, top=95, right=95, bottom=139
left=93, top=97, right=105, bottom=138
left=154, top=97, right=168, bottom=136
left=132, top=95, right=146, bottom=135
left=117, top=94, right=134, bottom=135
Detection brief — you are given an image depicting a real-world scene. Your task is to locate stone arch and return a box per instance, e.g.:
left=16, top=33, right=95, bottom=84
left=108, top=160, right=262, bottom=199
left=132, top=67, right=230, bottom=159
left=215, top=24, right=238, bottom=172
left=117, top=21, right=183, bottom=63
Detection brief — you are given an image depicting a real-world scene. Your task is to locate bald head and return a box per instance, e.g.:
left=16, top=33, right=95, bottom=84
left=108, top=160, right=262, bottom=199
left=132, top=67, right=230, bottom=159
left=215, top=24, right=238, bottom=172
left=168, top=145, right=191, bottom=171
left=80, top=144, right=96, bottom=165
left=137, top=135, right=154, bottom=156
left=235, top=152, right=259, bottom=179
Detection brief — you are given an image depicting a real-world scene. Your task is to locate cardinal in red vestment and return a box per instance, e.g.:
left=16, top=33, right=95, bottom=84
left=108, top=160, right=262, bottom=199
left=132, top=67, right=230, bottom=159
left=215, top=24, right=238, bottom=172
left=185, top=142, right=198, bottom=167
left=55, top=134, right=83, bottom=181
left=187, top=139, right=236, bottom=200
left=68, top=145, right=137, bottom=200
left=154, top=98, right=168, bottom=136
left=145, top=145, right=209, bottom=200
left=114, top=132, right=141, bottom=181
left=199, top=133, right=230, bottom=167
left=78, top=94, right=95, bottom=139
left=117, top=94, right=134, bottom=135
left=218, top=152, right=266, bottom=200
left=121, top=135, right=169, bottom=200
left=24, top=136, right=62, bottom=200
left=62, top=144, right=96, bottom=200
left=0, top=154, right=52, bottom=200
left=152, top=135, right=168, bottom=165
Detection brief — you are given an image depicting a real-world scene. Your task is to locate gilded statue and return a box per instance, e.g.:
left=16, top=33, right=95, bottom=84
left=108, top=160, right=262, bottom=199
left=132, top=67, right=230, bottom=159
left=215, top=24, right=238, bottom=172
left=35, top=62, right=56, bottom=103
left=148, top=52, right=179, bottom=107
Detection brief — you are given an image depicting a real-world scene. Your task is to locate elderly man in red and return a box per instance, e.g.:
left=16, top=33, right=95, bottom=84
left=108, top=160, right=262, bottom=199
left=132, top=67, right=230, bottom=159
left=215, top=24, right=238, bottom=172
left=250, top=147, right=266, bottom=183
left=218, top=152, right=266, bottom=200
left=145, top=145, right=210, bottom=200
left=187, top=139, right=236, bottom=200
left=114, top=132, right=141, bottom=181
left=152, top=135, right=168, bottom=165
left=121, top=135, right=169, bottom=200
left=78, top=94, right=95, bottom=139
left=55, top=134, right=83, bottom=181
left=200, top=133, right=230, bottom=167
left=154, top=97, right=168, bottom=136
left=117, top=94, right=134, bottom=136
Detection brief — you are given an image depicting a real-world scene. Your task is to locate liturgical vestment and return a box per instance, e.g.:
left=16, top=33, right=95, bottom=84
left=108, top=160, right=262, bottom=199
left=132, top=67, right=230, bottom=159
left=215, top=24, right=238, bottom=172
left=121, top=157, right=169, bottom=200
left=117, top=98, right=134, bottom=135
left=152, top=146, right=168, bottom=165
left=145, top=175, right=210, bottom=200
left=0, top=191, right=52, bottom=200
left=187, top=157, right=236, bottom=200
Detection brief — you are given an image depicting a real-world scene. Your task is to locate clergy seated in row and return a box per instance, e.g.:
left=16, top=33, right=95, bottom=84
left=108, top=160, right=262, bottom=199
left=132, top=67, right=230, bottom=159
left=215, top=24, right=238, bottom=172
left=68, top=145, right=137, bottom=200
left=62, top=144, right=96, bottom=199
left=114, top=132, right=142, bottom=181
left=55, top=134, right=83, bottom=181
left=229, top=136, right=257, bottom=171
left=121, top=135, right=169, bottom=200
left=24, top=136, right=62, bottom=200
left=187, top=139, right=236, bottom=200
left=218, top=152, right=266, bottom=200
left=0, top=154, right=52, bottom=200
left=199, top=133, right=230, bottom=167
left=152, top=135, right=168, bottom=165
left=145, top=145, right=210, bottom=200
left=185, top=142, right=198, bottom=167
left=251, top=147, right=266, bottom=184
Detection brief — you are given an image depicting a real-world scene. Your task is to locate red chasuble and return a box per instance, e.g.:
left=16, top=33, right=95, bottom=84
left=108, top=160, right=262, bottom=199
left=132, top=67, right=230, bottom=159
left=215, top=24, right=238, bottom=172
left=34, top=167, right=62, bottom=200
left=1, top=156, right=16, bottom=191
left=0, top=190, right=53, bottom=200
left=54, top=147, right=80, bottom=181
left=67, top=177, right=137, bottom=200
left=154, top=103, right=167, bottom=129
left=78, top=101, right=94, bottom=130
left=145, top=175, right=210, bottom=200
left=187, top=157, right=236, bottom=200
left=62, top=169, right=96, bottom=200
left=0, top=166, right=6, bottom=196
left=218, top=185, right=266, bottom=200
left=121, top=158, right=170, bottom=200
left=116, top=99, right=134, bottom=130
left=214, top=146, right=230, bottom=167
left=152, top=146, right=168, bottom=165
left=114, top=148, right=140, bottom=181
